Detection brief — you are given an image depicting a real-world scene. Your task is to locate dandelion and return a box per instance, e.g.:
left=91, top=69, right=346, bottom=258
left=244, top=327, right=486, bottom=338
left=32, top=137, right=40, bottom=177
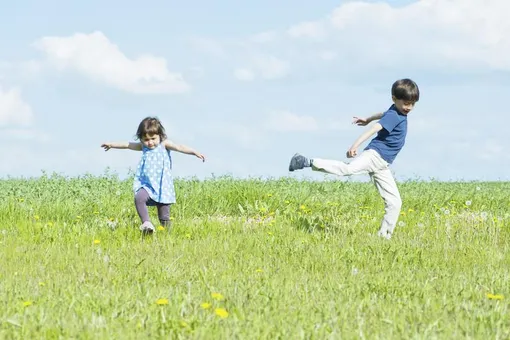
left=157, top=226, right=165, bottom=231
left=156, top=298, right=169, bottom=305
left=255, top=269, right=263, bottom=273
left=266, top=193, right=273, bottom=197
left=211, top=293, right=225, bottom=301
left=93, top=211, right=100, bottom=214
left=408, top=208, right=414, bottom=213
left=201, top=302, right=212, bottom=309
left=180, top=321, right=189, bottom=328
left=267, top=232, right=274, bottom=236
left=23, top=301, right=32, bottom=307
left=299, top=205, right=306, bottom=211
left=465, top=201, right=472, bottom=206
left=93, top=240, right=100, bottom=245
left=487, top=293, right=504, bottom=300
left=34, top=215, right=40, bottom=221
left=444, top=209, right=450, bottom=215
left=214, top=308, right=229, bottom=319
left=352, top=268, right=359, bottom=275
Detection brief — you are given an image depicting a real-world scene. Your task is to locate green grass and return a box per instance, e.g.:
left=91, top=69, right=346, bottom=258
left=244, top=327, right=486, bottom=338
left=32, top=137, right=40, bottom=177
left=1, top=173, right=509, bottom=339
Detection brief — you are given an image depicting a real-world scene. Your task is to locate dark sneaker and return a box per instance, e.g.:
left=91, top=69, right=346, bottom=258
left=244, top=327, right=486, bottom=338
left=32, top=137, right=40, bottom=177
left=289, top=153, right=309, bottom=172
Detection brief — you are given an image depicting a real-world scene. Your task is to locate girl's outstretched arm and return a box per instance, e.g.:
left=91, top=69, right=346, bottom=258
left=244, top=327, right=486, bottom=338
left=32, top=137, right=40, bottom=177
left=163, top=140, right=205, bottom=161
left=101, top=142, right=142, bottom=151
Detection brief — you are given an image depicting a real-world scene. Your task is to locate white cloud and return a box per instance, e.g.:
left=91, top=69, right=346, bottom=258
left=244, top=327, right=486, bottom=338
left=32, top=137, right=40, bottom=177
left=205, top=122, right=268, bottom=151
left=34, top=31, right=190, bottom=94
left=234, top=68, right=255, bottom=81
left=272, top=0, right=510, bottom=72
left=0, top=87, right=33, bottom=127
left=254, top=55, right=290, bottom=79
left=266, top=110, right=319, bottom=132
left=235, top=55, right=290, bottom=81
left=288, top=21, right=327, bottom=40
left=187, top=36, right=226, bottom=58
left=250, top=31, right=278, bottom=43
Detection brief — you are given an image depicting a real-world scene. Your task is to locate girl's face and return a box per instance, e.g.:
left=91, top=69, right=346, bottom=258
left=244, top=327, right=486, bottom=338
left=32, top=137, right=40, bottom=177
left=141, top=134, right=161, bottom=149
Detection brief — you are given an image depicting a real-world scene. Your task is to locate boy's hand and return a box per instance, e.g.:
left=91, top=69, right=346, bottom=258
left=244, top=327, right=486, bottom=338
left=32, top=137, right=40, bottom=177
left=352, top=116, right=369, bottom=126
left=346, top=147, right=357, bottom=158
left=195, top=152, right=206, bottom=162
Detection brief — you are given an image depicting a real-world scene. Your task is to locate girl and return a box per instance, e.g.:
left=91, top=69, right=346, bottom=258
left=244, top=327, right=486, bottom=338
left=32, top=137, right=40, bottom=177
left=101, top=117, right=205, bottom=233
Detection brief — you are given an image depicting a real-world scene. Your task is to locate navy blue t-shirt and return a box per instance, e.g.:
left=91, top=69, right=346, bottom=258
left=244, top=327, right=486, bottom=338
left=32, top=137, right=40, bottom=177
left=365, top=105, right=408, bottom=164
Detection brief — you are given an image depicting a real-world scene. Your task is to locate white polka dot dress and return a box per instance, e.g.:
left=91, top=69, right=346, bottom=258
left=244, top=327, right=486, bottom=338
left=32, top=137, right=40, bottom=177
left=133, top=143, right=176, bottom=204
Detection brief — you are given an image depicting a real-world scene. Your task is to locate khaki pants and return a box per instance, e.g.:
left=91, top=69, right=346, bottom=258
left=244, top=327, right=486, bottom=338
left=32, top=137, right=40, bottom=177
left=311, top=149, right=402, bottom=239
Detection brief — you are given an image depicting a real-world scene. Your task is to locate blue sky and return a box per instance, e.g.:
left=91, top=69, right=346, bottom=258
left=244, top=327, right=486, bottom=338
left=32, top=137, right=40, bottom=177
left=0, top=0, right=508, bottom=182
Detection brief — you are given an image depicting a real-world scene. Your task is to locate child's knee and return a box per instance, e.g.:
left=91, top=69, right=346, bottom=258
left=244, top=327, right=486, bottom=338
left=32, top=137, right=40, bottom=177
left=134, top=189, right=148, bottom=204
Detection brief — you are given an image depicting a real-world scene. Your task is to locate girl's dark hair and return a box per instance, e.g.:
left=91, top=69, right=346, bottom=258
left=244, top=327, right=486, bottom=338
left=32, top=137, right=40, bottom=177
left=136, top=117, right=167, bottom=140
left=392, top=78, right=420, bottom=102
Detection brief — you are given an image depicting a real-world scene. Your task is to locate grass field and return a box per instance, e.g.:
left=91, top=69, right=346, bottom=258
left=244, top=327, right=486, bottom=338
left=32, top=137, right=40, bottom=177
left=1, top=173, right=509, bottom=339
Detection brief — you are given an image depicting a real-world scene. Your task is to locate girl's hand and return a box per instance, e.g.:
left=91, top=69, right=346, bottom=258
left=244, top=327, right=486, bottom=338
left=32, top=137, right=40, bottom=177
left=352, top=117, right=369, bottom=126
left=101, top=143, right=112, bottom=151
left=195, top=152, right=206, bottom=162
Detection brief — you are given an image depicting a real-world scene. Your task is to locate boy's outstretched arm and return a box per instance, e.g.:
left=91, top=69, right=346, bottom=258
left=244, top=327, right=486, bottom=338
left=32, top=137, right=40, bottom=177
left=352, top=112, right=384, bottom=126
left=346, top=123, right=383, bottom=158
left=101, top=142, right=142, bottom=151
left=163, top=140, right=205, bottom=162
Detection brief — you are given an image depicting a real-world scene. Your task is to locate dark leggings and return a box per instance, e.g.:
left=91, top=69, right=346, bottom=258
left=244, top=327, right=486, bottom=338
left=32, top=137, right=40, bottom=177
left=134, top=188, right=171, bottom=227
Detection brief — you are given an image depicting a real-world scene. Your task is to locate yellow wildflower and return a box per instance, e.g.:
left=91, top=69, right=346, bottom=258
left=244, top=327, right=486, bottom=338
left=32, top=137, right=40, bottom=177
left=201, top=302, right=212, bottom=309
left=156, top=298, right=169, bottom=305
left=157, top=226, right=165, bottom=231
left=215, top=308, right=229, bottom=319
left=23, top=301, right=32, bottom=307
left=255, top=269, right=263, bottom=273
left=93, top=239, right=100, bottom=245
left=211, top=293, right=225, bottom=301
left=487, top=293, right=504, bottom=300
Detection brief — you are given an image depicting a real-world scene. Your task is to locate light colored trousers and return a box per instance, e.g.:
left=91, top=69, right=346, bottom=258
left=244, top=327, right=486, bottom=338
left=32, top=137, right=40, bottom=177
left=311, top=149, right=402, bottom=238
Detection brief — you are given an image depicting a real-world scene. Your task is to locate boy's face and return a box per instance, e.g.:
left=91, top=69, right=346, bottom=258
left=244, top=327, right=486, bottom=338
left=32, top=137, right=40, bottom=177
left=392, top=96, right=416, bottom=115
left=141, top=134, right=161, bottom=149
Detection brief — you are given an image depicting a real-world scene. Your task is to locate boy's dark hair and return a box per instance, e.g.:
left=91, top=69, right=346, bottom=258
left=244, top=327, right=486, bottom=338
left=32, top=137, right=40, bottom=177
left=136, top=117, right=167, bottom=141
left=392, top=78, right=420, bottom=102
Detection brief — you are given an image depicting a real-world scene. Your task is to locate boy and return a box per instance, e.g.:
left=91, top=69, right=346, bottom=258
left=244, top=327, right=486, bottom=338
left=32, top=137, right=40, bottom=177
left=288, top=78, right=420, bottom=239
